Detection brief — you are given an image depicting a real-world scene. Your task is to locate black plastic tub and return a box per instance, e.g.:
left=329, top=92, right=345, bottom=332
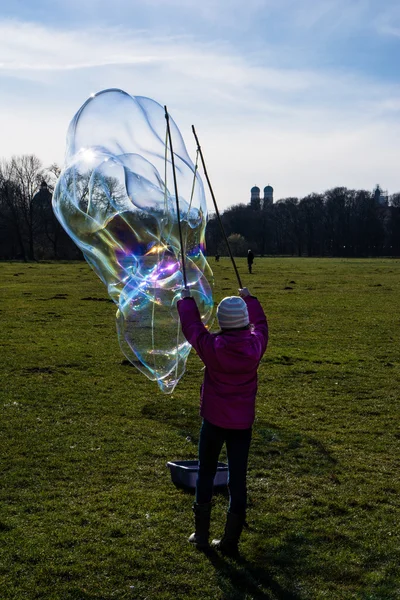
left=167, top=460, right=228, bottom=489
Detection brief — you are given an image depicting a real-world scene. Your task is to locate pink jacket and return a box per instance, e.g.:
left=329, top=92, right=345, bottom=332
left=177, top=296, right=268, bottom=429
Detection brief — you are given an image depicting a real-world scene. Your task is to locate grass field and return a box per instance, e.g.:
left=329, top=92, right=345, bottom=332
left=1, top=258, right=399, bottom=600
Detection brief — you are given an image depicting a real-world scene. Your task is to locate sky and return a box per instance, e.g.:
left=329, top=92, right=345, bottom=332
left=0, top=0, right=399, bottom=210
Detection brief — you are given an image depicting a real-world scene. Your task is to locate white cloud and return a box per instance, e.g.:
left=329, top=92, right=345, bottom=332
left=0, top=18, right=399, bottom=208
left=0, top=21, right=174, bottom=71
left=0, top=19, right=317, bottom=96
left=1, top=19, right=398, bottom=112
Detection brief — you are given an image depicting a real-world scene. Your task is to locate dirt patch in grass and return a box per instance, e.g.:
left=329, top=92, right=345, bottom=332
left=81, top=296, right=113, bottom=303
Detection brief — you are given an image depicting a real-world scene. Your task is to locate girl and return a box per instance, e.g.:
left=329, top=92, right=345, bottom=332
left=177, top=287, right=268, bottom=555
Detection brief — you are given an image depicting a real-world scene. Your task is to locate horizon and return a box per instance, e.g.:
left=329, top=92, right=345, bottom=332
left=1, top=0, right=399, bottom=210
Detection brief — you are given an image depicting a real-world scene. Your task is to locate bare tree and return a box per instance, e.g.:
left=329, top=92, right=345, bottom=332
left=0, top=166, right=27, bottom=260
left=10, top=155, right=44, bottom=260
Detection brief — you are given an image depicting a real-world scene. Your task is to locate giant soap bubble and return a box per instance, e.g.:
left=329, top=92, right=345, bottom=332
left=52, top=89, right=214, bottom=393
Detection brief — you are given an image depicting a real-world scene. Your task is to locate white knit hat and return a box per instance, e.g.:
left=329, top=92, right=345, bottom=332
left=217, top=296, right=249, bottom=330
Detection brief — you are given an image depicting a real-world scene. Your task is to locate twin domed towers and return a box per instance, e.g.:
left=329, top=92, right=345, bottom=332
left=250, top=185, right=273, bottom=209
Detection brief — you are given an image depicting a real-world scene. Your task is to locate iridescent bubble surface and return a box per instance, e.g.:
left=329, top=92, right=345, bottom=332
left=53, top=89, right=214, bottom=393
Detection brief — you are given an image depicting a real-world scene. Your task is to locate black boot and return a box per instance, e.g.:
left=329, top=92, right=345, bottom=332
left=188, top=502, right=212, bottom=549
left=211, top=511, right=245, bottom=556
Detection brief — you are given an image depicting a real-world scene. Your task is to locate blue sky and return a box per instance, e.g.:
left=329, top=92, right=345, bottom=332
left=1, top=0, right=399, bottom=209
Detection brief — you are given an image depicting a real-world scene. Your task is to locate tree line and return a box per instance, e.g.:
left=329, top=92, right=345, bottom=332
left=0, top=156, right=79, bottom=261
left=206, top=189, right=400, bottom=258
left=1, top=154, right=399, bottom=261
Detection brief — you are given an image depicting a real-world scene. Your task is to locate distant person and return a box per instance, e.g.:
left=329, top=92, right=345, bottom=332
left=247, top=249, right=254, bottom=274
left=177, top=287, right=268, bottom=555
left=215, top=253, right=220, bottom=262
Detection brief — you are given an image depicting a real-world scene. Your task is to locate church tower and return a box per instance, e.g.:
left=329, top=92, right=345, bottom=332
left=263, top=185, right=273, bottom=207
left=250, top=185, right=261, bottom=210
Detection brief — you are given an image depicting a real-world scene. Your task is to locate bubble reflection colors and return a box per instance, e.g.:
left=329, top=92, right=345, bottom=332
left=52, top=89, right=214, bottom=393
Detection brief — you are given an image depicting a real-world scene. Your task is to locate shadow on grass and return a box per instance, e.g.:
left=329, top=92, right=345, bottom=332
left=202, top=547, right=302, bottom=600
left=142, top=398, right=339, bottom=477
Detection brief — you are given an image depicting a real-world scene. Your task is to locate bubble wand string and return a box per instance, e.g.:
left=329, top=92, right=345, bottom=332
left=165, top=105, right=188, bottom=290
left=191, top=125, right=243, bottom=289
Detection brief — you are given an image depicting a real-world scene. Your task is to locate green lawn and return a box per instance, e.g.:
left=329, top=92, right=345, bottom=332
left=0, top=258, right=399, bottom=600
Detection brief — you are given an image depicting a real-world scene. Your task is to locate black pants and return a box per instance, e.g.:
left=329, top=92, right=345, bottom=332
left=196, top=419, right=252, bottom=516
